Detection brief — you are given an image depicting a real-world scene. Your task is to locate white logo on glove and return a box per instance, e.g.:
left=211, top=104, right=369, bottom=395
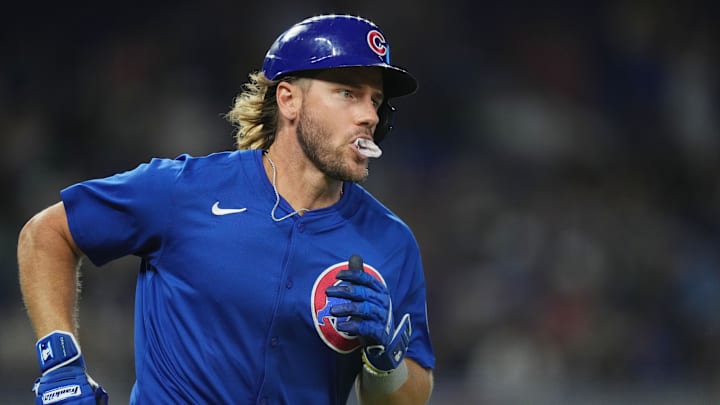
left=42, top=385, right=81, bottom=404
left=40, top=343, right=53, bottom=363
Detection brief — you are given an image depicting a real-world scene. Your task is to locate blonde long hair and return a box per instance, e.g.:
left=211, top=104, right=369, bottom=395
left=225, top=72, right=277, bottom=150
left=225, top=72, right=304, bottom=150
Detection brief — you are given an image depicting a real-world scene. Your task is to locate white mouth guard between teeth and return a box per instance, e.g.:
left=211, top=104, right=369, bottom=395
left=354, top=138, right=383, bottom=158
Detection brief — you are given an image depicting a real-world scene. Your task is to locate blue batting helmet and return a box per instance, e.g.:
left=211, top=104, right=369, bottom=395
left=262, top=14, right=418, bottom=99
left=261, top=15, right=417, bottom=141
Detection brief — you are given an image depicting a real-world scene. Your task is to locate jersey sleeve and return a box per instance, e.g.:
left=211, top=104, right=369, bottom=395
left=60, top=157, right=182, bottom=267
left=395, top=236, right=436, bottom=370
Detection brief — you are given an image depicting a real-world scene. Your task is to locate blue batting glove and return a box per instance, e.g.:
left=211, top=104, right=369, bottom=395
left=33, top=331, right=109, bottom=405
left=326, top=267, right=412, bottom=374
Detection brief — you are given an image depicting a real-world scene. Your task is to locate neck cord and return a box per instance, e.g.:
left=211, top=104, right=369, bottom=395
left=264, top=151, right=309, bottom=222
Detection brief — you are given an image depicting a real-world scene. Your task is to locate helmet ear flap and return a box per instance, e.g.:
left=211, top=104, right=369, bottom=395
left=373, top=101, right=396, bottom=144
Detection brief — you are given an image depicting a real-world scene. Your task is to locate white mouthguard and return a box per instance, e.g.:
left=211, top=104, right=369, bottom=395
left=354, top=138, right=383, bottom=158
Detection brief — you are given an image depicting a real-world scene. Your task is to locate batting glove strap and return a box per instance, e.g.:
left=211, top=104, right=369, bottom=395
left=36, top=331, right=84, bottom=375
left=362, top=313, right=412, bottom=374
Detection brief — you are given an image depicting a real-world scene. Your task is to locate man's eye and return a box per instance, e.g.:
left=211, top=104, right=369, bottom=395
left=341, top=90, right=353, bottom=98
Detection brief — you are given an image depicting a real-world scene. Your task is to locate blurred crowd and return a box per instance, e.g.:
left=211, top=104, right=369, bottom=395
left=1, top=1, right=718, bottom=403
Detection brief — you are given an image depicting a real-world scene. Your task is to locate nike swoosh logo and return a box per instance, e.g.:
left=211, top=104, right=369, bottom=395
left=212, top=201, right=247, bottom=216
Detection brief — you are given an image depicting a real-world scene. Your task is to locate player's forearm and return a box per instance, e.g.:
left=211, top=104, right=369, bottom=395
left=18, top=202, right=82, bottom=338
left=357, top=358, right=433, bottom=405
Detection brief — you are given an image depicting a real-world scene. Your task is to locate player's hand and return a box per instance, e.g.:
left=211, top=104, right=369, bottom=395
left=33, top=331, right=109, bottom=405
left=325, top=255, right=412, bottom=374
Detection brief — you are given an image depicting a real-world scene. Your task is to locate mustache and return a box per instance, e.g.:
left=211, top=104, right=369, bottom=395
left=352, top=128, right=374, bottom=139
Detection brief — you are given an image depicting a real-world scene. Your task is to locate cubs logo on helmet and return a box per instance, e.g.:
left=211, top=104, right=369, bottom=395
left=366, top=30, right=387, bottom=57
left=311, top=260, right=385, bottom=353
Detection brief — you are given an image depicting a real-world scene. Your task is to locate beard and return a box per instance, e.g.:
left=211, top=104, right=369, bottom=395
left=297, top=104, right=369, bottom=183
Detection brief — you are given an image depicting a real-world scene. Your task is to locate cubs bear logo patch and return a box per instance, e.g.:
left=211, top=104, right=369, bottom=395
left=311, top=260, right=385, bottom=353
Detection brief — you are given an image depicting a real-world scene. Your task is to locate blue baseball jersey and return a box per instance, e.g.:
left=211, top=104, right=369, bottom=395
left=61, top=149, right=435, bottom=404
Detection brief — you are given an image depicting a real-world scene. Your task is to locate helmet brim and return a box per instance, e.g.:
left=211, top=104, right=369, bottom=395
left=382, top=65, right=418, bottom=99
left=279, top=64, right=418, bottom=99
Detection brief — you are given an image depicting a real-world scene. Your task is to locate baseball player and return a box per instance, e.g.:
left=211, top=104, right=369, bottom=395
left=18, top=14, right=435, bottom=404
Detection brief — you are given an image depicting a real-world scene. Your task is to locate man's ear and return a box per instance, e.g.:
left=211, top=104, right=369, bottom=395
left=276, top=81, right=301, bottom=121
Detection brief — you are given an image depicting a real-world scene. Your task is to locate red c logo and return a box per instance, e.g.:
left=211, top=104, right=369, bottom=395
left=367, top=30, right=387, bottom=57
left=311, top=260, right=385, bottom=353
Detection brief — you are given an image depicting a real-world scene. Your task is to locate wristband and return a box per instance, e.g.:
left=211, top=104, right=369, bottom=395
left=36, top=331, right=83, bottom=375
left=360, top=360, right=409, bottom=394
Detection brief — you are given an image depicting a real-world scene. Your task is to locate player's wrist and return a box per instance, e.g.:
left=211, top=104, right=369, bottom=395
left=36, top=330, right=84, bottom=375
left=360, top=359, right=409, bottom=394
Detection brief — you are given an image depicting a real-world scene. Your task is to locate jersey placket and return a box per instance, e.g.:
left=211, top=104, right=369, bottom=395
left=256, top=217, right=306, bottom=404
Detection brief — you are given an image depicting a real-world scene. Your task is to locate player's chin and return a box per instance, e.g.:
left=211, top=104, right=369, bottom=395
left=343, top=163, right=369, bottom=183
left=336, top=149, right=369, bottom=182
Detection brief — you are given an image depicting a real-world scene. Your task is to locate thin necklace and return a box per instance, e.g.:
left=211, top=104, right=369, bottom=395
left=264, top=151, right=309, bottom=222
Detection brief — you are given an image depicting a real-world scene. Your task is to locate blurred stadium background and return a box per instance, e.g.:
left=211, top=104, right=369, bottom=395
left=1, top=1, right=718, bottom=403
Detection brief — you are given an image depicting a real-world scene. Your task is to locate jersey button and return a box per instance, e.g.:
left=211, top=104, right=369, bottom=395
left=259, top=397, right=268, bottom=405
left=286, top=278, right=293, bottom=289
left=270, top=336, right=279, bottom=347
left=297, top=223, right=305, bottom=232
